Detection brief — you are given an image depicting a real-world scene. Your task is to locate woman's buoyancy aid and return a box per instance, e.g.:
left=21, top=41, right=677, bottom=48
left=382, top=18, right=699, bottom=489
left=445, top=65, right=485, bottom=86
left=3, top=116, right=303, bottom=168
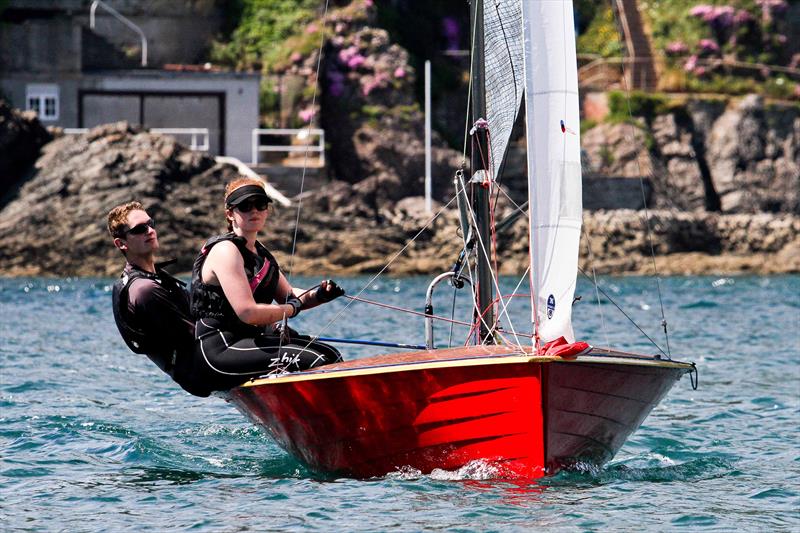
left=190, top=233, right=281, bottom=336
left=112, top=261, right=195, bottom=376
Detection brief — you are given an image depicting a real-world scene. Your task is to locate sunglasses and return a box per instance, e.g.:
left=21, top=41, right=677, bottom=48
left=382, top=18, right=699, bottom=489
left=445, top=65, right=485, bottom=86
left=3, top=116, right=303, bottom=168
left=125, top=218, right=155, bottom=236
left=234, top=199, right=270, bottom=212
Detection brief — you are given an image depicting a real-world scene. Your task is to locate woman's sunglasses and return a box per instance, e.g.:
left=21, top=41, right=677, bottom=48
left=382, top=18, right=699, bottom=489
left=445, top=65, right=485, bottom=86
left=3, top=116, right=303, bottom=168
left=235, top=199, right=270, bottom=212
left=125, top=218, right=155, bottom=236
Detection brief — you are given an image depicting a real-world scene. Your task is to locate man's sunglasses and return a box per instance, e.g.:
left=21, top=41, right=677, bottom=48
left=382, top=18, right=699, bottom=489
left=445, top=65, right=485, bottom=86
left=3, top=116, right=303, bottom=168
left=235, top=199, right=270, bottom=212
left=125, top=218, right=155, bottom=236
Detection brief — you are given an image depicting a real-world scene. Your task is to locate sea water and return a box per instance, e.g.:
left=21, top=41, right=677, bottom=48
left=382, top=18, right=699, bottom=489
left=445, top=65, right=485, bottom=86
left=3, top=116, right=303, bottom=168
left=1, top=275, right=798, bottom=531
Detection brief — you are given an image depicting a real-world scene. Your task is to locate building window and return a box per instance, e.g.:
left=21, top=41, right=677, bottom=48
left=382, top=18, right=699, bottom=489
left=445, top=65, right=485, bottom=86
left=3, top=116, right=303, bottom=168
left=25, top=84, right=59, bottom=121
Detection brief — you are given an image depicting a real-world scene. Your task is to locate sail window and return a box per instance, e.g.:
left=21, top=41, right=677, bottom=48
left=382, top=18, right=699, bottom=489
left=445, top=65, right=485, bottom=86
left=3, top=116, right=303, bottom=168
left=559, top=161, right=583, bottom=220
left=25, top=84, right=59, bottom=121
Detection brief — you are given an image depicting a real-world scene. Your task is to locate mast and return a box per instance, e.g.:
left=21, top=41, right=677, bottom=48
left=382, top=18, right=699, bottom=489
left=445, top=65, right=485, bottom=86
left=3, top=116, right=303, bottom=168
left=469, top=0, right=494, bottom=343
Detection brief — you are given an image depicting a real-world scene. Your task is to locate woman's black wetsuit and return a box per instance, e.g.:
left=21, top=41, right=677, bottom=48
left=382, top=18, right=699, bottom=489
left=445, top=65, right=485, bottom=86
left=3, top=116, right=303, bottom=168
left=190, top=233, right=341, bottom=391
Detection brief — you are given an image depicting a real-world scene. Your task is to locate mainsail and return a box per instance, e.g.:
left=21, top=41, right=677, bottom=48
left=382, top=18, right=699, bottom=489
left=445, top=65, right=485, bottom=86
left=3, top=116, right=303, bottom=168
left=522, top=0, right=583, bottom=344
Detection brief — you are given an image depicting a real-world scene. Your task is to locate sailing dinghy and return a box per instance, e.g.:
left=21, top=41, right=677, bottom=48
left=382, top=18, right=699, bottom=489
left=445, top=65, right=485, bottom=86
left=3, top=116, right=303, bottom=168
left=223, top=0, right=695, bottom=478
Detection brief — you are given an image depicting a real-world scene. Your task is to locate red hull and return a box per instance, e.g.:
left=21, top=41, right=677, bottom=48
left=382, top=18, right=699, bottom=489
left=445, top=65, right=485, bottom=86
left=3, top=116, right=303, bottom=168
left=225, top=346, right=691, bottom=478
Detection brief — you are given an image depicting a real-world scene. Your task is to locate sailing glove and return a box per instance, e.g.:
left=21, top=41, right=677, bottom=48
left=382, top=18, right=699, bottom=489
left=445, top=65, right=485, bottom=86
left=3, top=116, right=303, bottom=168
left=316, top=280, right=345, bottom=303
left=286, top=296, right=303, bottom=318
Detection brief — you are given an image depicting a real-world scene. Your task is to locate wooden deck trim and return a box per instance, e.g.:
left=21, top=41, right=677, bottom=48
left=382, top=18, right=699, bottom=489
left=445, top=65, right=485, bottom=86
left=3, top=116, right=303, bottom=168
left=237, top=346, right=694, bottom=388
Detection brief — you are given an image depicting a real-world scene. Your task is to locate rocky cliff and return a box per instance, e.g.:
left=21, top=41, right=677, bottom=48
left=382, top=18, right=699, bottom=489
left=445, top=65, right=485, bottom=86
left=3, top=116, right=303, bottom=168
left=0, top=102, right=52, bottom=207
left=582, top=95, right=799, bottom=214
left=0, top=120, right=797, bottom=278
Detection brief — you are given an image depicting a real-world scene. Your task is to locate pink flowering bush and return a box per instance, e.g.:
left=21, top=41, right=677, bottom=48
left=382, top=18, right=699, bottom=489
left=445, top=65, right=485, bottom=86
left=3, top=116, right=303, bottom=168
left=698, top=39, right=720, bottom=53
left=298, top=107, right=315, bottom=123
left=666, top=41, right=689, bottom=55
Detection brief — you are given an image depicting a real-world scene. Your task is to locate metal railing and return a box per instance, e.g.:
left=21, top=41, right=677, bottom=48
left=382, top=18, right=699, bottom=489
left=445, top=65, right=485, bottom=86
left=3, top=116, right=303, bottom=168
left=251, top=128, right=325, bottom=167
left=63, top=127, right=210, bottom=151
left=89, top=0, right=148, bottom=67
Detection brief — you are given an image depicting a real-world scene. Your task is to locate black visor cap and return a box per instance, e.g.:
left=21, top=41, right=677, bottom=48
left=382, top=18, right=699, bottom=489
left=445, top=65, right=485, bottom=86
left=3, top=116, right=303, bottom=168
left=225, top=184, right=271, bottom=207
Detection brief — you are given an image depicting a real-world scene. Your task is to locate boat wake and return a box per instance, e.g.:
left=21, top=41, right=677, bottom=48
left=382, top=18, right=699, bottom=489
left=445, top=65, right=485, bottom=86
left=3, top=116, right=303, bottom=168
left=385, top=460, right=508, bottom=481
left=548, top=455, right=736, bottom=485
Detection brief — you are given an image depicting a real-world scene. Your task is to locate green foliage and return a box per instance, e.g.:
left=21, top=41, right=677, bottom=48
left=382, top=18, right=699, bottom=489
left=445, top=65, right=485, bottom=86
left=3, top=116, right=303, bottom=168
left=607, top=91, right=670, bottom=122
left=209, top=0, right=320, bottom=70
left=682, top=73, right=799, bottom=99
left=576, top=4, right=622, bottom=58
left=580, top=119, right=598, bottom=133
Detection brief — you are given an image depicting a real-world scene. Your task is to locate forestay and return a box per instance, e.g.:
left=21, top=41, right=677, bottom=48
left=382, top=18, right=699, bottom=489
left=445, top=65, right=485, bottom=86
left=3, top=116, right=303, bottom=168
left=522, top=0, right=583, bottom=344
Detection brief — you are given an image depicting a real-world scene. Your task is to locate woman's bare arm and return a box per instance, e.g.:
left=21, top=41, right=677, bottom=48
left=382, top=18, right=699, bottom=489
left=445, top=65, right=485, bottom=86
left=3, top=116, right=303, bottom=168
left=205, top=241, right=296, bottom=325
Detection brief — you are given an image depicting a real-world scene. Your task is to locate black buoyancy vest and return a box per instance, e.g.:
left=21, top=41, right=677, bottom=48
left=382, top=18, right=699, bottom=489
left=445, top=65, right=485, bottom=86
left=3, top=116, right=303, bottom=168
left=190, top=233, right=281, bottom=333
left=112, top=261, right=194, bottom=374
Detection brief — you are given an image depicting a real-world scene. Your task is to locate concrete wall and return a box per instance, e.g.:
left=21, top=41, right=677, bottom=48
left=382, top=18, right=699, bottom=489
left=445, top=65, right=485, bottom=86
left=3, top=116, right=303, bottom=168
left=0, top=19, right=82, bottom=74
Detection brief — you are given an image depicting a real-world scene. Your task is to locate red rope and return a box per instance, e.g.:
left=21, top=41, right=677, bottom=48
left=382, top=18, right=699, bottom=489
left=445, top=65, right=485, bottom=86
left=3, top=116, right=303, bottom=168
left=344, top=295, right=473, bottom=327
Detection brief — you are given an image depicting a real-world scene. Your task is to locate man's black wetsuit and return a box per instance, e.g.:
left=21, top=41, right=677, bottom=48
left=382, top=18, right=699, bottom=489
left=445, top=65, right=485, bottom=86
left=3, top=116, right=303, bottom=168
left=190, top=233, right=341, bottom=392
left=112, top=262, right=211, bottom=397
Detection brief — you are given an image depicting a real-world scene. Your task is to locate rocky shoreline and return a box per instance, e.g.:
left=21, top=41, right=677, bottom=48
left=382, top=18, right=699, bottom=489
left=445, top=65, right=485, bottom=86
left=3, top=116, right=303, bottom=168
left=0, top=103, right=798, bottom=278
left=0, top=122, right=797, bottom=278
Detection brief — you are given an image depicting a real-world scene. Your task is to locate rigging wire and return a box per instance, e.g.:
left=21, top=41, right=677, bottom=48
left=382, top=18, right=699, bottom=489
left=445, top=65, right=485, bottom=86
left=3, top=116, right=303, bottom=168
left=460, top=170, right=523, bottom=346
left=286, top=0, right=330, bottom=279
left=299, top=193, right=462, bottom=353
left=577, top=266, right=669, bottom=358
left=609, top=0, right=671, bottom=358
left=580, top=226, right=611, bottom=350
left=461, top=2, right=479, bottom=167
left=276, top=0, right=331, bottom=356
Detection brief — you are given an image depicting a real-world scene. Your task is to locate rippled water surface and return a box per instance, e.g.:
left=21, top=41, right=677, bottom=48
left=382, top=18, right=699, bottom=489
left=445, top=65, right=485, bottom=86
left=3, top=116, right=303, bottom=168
left=1, top=275, right=798, bottom=531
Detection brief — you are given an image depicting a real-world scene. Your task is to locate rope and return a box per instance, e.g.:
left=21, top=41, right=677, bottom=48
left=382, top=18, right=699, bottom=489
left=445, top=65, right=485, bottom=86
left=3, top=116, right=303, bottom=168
left=345, top=295, right=472, bottom=328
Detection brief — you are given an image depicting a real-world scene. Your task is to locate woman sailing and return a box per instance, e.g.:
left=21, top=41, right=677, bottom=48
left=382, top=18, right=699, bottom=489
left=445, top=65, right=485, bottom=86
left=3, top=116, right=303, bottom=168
left=191, top=178, right=343, bottom=391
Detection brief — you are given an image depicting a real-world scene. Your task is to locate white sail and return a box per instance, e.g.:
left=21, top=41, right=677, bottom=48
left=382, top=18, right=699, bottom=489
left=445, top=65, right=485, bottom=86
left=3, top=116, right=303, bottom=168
left=522, top=0, right=583, bottom=344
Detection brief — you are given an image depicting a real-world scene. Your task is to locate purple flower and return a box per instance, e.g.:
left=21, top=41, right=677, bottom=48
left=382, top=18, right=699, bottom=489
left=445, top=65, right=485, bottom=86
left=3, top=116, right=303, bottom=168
left=328, top=70, right=345, bottom=84
left=347, top=54, right=366, bottom=69
left=329, top=82, right=344, bottom=97
left=442, top=16, right=461, bottom=51
left=298, top=107, right=315, bottom=123
left=338, top=45, right=359, bottom=64
left=689, top=4, right=736, bottom=28
left=393, top=67, right=406, bottom=78
left=666, top=41, right=689, bottom=55
left=733, top=9, right=753, bottom=25
left=689, top=5, right=715, bottom=21
left=756, top=0, right=788, bottom=12
left=684, top=55, right=698, bottom=72
left=698, top=39, right=720, bottom=53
